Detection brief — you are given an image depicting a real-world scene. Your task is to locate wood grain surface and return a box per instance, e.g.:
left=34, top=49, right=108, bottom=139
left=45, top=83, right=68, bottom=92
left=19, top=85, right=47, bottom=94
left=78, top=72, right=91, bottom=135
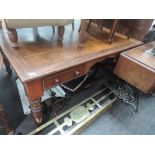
left=114, top=42, right=155, bottom=93
left=0, top=24, right=142, bottom=82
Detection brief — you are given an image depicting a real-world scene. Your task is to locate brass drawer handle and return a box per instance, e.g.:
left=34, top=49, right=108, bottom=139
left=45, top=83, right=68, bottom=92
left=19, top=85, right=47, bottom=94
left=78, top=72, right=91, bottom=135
left=54, top=78, right=59, bottom=83
left=74, top=70, right=80, bottom=76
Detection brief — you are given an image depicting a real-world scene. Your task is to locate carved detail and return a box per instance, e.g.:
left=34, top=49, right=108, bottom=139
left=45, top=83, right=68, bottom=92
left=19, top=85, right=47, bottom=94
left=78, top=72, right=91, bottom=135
left=24, top=80, right=43, bottom=126
left=29, top=98, right=42, bottom=127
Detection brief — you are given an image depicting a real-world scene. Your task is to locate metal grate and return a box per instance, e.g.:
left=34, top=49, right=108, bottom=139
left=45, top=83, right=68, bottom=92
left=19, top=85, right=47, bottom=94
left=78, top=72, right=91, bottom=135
left=28, top=85, right=117, bottom=135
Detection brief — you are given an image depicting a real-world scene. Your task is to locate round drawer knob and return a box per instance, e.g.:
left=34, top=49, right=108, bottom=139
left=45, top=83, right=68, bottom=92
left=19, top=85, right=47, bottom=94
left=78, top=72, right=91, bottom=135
left=54, top=78, right=59, bottom=83
left=75, top=70, right=80, bottom=76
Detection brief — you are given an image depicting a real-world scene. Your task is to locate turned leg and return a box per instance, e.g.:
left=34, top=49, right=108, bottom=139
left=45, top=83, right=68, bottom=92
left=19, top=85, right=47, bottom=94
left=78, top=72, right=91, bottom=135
left=0, top=47, right=12, bottom=78
left=24, top=80, right=43, bottom=127
left=58, top=26, right=65, bottom=41
left=7, top=28, right=18, bottom=48
left=0, top=104, right=14, bottom=135
left=29, top=98, right=42, bottom=127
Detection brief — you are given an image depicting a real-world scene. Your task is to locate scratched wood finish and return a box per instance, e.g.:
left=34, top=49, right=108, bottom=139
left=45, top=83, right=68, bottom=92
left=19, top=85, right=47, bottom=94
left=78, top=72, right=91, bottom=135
left=114, top=42, right=155, bottom=94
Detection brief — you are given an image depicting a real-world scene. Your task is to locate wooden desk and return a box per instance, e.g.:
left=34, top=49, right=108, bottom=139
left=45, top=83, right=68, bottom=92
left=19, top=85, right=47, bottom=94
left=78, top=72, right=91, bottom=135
left=0, top=25, right=142, bottom=126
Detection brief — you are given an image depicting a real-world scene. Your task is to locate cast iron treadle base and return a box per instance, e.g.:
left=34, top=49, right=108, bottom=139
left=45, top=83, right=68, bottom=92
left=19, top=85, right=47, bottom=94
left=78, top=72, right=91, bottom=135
left=114, top=79, right=140, bottom=113
left=28, top=85, right=117, bottom=135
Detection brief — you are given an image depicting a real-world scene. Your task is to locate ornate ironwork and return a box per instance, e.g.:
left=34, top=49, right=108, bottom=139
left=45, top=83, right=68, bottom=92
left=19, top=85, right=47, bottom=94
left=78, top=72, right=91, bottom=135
left=114, top=79, right=140, bottom=113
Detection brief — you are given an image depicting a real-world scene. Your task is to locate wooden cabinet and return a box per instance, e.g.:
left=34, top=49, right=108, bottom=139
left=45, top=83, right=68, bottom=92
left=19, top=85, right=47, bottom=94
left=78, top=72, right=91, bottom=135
left=114, top=42, right=155, bottom=94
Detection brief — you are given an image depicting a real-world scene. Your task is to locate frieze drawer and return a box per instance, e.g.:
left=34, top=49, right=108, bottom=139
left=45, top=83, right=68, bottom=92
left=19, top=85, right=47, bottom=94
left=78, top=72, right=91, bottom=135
left=43, top=65, right=85, bottom=89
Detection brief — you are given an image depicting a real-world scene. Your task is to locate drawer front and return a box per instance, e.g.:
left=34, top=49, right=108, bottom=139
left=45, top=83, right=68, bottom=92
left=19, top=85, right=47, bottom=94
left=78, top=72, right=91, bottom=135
left=43, top=65, right=85, bottom=89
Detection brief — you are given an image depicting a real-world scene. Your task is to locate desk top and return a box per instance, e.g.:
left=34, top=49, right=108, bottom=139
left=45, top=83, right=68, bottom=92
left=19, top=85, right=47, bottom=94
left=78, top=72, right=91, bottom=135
left=0, top=22, right=142, bottom=82
left=123, top=42, right=155, bottom=71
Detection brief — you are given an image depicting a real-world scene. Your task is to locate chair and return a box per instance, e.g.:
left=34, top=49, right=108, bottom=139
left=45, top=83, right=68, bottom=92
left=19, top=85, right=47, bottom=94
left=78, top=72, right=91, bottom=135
left=86, top=19, right=119, bottom=44
left=3, top=19, right=74, bottom=47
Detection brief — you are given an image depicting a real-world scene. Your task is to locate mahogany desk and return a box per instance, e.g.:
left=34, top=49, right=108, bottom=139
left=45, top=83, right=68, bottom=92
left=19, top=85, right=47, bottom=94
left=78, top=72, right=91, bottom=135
left=0, top=26, right=142, bottom=126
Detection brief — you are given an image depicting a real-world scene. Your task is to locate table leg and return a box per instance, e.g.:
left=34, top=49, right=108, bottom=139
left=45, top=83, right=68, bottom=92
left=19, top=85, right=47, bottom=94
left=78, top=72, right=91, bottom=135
left=107, top=19, right=119, bottom=44
left=24, top=80, right=43, bottom=127
left=29, top=98, right=42, bottom=126
left=0, top=47, right=12, bottom=78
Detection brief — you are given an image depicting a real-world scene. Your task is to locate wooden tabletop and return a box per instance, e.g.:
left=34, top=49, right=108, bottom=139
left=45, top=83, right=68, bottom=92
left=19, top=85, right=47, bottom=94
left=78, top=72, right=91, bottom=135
left=123, top=42, right=155, bottom=71
left=0, top=22, right=142, bottom=82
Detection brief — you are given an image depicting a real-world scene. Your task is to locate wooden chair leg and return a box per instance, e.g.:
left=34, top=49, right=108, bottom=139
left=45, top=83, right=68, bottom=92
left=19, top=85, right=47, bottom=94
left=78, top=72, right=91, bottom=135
left=86, top=19, right=93, bottom=32
left=72, top=21, right=74, bottom=30
left=7, top=28, right=18, bottom=48
left=78, top=24, right=81, bottom=32
left=107, top=19, right=119, bottom=44
left=100, top=20, right=107, bottom=30
left=52, top=26, right=55, bottom=33
left=78, top=19, right=87, bottom=50
left=126, top=28, right=135, bottom=39
left=58, top=26, right=64, bottom=41
left=0, top=104, right=14, bottom=135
